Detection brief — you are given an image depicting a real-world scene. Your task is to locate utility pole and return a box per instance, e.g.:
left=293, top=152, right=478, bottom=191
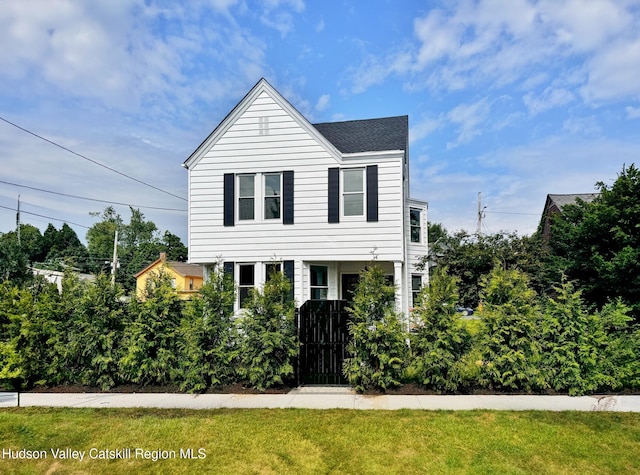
left=111, top=229, right=119, bottom=286
left=16, top=195, right=21, bottom=246
left=477, top=192, right=486, bottom=236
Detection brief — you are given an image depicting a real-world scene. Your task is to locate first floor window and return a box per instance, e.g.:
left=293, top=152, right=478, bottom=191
left=239, top=264, right=255, bottom=308
left=310, top=265, right=328, bottom=299
left=412, top=275, right=422, bottom=306
left=410, top=208, right=421, bottom=243
left=238, top=175, right=255, bottom=220
left=343, top=168, right=364, bottom=216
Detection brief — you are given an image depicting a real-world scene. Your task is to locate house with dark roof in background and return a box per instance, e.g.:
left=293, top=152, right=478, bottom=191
left=182, top=78, right=428, bottom=320
left=539, top=193, right=599, bottom=243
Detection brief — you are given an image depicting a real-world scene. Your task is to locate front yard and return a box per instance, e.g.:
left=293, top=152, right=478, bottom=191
left=1, top=407, right=639, bottom=474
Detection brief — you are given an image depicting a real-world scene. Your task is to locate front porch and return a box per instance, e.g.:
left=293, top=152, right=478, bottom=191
left=298, top=260, right=411, bottom=317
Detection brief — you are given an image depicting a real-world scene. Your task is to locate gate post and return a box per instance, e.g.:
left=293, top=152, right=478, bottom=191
left=294, top=306, right=300, bottom=387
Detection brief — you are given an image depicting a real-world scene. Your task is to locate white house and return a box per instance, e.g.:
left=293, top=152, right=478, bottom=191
left=183, top=78, right=428, bottom=323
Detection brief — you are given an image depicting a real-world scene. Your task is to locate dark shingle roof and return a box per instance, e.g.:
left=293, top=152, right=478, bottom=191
left=548, top=193, right=599, bottom=209
left=312, top=116, right=408, bottom=154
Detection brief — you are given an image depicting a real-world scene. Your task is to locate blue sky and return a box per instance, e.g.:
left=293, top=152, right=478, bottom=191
left=1, top=0, right=639, bottom=247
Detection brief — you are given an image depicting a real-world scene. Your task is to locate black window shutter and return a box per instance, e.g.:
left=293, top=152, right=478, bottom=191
left=223, top=173, right=235, bottom=227
left=366, top=165, right=378, bottom=222
left=328, top=167, right=340, bottom=223
left=283, top=260, right=294, bottom=301
left=283, top=171, right=294, bottom=225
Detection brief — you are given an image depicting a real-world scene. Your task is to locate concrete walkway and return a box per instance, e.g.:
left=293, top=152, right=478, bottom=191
left=2, top=388, right=640, bottom=411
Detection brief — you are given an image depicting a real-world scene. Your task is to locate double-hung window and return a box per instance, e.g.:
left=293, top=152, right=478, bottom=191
left=236, top=173, right=284, bottom=222
left=310, top=265, right=328, bottom=300
left=410, top=208, right=421, bottom=243
left=343, top=168, right=364, bottom=217
left=264, top=173, right=281, bottom=220
left=238, top=264, right=255, bottom=308
left=411, top=275, right=422, bottom=307
left=238, top=175, right=255, bottom=221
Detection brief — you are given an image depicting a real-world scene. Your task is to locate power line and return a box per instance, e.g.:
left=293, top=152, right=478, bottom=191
left=0, top=204, right=90, bottom=229
left=485, top=211, right=539, bottom=216
left=1, top=179, right=187, bottom=212
left=0, top=115, right=187, bottom=202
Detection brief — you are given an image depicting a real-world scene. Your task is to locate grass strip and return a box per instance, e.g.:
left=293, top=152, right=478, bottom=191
left=1, top=408, right=639, bottom=474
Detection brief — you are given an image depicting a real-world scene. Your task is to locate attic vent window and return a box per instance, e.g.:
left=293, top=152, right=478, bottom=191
left=258, top=116, right=269, bottom=135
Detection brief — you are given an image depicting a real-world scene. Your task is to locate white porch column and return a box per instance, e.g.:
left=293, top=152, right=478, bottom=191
left=393, top=260, right=404, bottom=314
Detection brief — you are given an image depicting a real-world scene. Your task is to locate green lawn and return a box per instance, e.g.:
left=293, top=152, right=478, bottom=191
left=1, top=408, right=639, bottom=474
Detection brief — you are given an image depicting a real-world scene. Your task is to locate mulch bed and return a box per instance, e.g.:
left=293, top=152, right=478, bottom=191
left=21, top=382, right=640, bottom=396
left=25, top=383, right=292, bottom=395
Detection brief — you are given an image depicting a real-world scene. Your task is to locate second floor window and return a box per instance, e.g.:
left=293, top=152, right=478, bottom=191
left=343, top=168, right=364, bottom=216
left=264, top=173, right=281, bottom=219
left=410, top=208, right=421, bottom=243
left=238, top=175, right=255, bottom=221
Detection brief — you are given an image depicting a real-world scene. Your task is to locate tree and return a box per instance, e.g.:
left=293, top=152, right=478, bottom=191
left=477, top=266, right=545, bottom=392
left=13, top=224, right=46, bottom=263
left=86, top=207, right=187, bottom=292
left=40, top=224, right=90, bottom=271
left=0, top=277, right=67, bottom=389
left=420, top=230, right=543, bottom=308
left=538, top=278, right=604, bottom=395
left=160, top=231, right=188, bottom=261
left=65, top=274, right=127, bottom=390
left=547, top=164, right=640, bottom=318
left=427, top=222, right=448, bottom=246
left=238, top=270, right=297, bottom=391
left=178, top=264, right=237, bottom=392
left=119, top=271, right=183, bottom=385
left=0, top=224, right=45, bottom=282
left=408, top=267, right=471, bottom=392
left=342, top=265, right=407, bottom=392
left=86, top=206, right=123, bottom=272
left=0, top=237, right=29, bottom=284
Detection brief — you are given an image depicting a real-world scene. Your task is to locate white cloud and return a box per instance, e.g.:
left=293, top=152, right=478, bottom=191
left=262, top=0, right=305, bottom=12
left=0, top=1, right=268, bottom=114
left=315, top=94, right=330, bottom=111
left=562, top=115, right=601, bottom=136
left=315, top=18, right=325, bottom=32
left=446, top=98, right=491, bottom=148
left=523, top=87, right=574, bottom=115
left=207, top=0, right=240, bottom=11
left=409, top=116, right=442, bottom=143
left=259, top=0, right=305, bottom=36
left=626, top=106, right=640, bottom=119
left=349, top=0, right=640, bottom=109
left=349, top=54, right=393, bottom=94
left=416, top=134, right=638, bottom=235
left=539, top=0, right=632, bottom=53
left=582, top=37, right=640, bottom=103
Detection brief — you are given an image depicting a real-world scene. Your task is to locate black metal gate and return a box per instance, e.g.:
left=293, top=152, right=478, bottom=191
left=296, top=300, right=350, bottom=385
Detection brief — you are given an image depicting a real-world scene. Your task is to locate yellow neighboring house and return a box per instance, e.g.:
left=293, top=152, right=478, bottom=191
left=135, top=252, right=204, bottom=299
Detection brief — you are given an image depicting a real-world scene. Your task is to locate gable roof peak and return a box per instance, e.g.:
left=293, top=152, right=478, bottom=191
left=183, top=78, right=341, bottom=169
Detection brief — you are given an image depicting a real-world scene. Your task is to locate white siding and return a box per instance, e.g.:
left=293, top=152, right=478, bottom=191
left=188, top=91, right=405, bottom=264
left=405, top=199, right=429, bottom=310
